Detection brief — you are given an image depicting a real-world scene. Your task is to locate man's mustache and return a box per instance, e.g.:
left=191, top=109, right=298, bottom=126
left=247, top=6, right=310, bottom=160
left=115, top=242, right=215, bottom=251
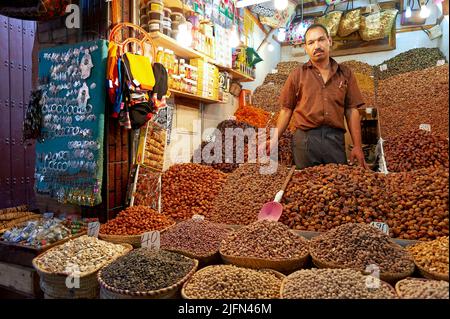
left=314, top=48, right=324, bottom=54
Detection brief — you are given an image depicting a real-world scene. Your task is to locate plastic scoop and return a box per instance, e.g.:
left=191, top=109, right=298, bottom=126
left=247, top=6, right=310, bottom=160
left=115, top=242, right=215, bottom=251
left=258, top=165, right=296, bottom=222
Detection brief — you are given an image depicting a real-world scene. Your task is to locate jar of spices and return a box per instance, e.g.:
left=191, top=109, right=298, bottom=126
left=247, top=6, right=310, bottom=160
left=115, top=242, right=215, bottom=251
left=163, top=7, right=172, bottom=19
left=148, top=0, right=163, bottom=21
left=173, top=59, right=179, bottom=75
left=179, top=59, right=186, bottom=77
left=156, top=46, right=164, bottom=64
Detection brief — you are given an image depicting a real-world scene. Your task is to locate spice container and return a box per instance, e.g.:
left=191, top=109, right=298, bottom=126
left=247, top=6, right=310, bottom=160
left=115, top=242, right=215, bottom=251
left=148, top=0, right=163, bottom=21
left=140, top=14, right=149, bottom=26
left=156, top=46, right=164, bottom=64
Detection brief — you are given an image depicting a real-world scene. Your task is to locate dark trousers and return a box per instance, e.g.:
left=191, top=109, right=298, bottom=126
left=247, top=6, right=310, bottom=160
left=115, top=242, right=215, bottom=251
left=292, top=126, right=347, bottom=169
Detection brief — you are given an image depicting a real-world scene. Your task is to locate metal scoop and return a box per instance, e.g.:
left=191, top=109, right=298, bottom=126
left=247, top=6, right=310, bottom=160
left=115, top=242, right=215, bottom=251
left=258, top=165, right=296, bottom=222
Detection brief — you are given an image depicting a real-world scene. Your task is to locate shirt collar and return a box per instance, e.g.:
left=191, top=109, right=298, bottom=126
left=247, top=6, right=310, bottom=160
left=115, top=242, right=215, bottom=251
left=303, top=58, right=340, bottom=73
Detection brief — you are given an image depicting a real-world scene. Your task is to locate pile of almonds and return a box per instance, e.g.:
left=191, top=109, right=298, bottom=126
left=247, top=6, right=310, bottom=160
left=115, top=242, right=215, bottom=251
left=161, top=219, right=230, bottom=257
left=396, top=278, right=449, bottom=299
left=162, top=163, right=227, bottom=220
left=220, top=220, right=309, bottom=259
left=209, top=163, right=289, bottom=225
left=100, top=206, right=174, bottom=235
left=378, top=64, right=449, bottom=138
left=282, top=268, right=397, bottom=299
left=280, top=164, right=449, bottom=240
left=276, top=61, right=301, bottom=75
left=309, top=223, right=415, bottom=274
left=407, top=236, right=449, bottom=276
left=183, top=265, right=283, bottom=299
left=353, top=72, right=375, bottom=107
left=383, top=130, right=449, bottom=172
left=252, top=83, right=284, bottom=113
left=340, top=60, right=375, bottom=76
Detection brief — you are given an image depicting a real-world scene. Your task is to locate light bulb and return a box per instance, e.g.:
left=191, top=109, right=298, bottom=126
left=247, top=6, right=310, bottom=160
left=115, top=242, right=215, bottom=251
left=176, top=23, right=192, bottom=48
left=267, top=43, right=274, bottom=52
left=230, top=26, right=240, bottom=48
left=274, top=0, right=288, bottom=11
left=405, top=6, right=412, bottom=18
left=420, top=5, right=430, bottom=18
left=277, top=28, right=286, bottom=42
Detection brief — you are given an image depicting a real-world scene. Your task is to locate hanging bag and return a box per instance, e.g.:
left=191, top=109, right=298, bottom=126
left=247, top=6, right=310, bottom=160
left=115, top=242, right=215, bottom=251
left=337, top=0, right=361, bottom=37
left=359, top=1, right=398, bottom=41
left=315, top=3, right=343, bottom=37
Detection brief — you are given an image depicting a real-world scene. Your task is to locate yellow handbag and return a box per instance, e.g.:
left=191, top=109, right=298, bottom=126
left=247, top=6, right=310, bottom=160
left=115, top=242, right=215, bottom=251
left=315, top=5, right=343, bottom=37
left=337, top=1, right=361, bottom=37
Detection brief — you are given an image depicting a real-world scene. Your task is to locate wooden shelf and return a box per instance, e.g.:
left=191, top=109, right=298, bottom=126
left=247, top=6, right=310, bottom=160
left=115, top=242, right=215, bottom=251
left=149, top=32, right=255, bottom=82
left=169, top=89, right=221, bottom=104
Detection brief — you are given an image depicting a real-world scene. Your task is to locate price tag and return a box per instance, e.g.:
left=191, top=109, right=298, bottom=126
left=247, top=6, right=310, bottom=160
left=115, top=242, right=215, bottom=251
left=419, top=124, right=431, bottom=132
left=370, top=222, right=389, bottom=235
left=379, top=64, right=387, bottom=71
left=228, top=115, right=236, bottom=121
left=43, top=212, right=54, bottom=219
left=141, top=231, right=160, bottom=249
left=87, top=222, right=100, bottom=238
left=192, top=214, right=205, bottom=221
left=436, top=60, right=445, bottom=66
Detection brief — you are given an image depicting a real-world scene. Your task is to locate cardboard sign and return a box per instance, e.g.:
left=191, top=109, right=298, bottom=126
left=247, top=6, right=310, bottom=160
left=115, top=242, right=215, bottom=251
left=192, top=214, right=205, bottom=221
left=379, top=64, right=388, bottom=71
left=141, top=231, right=160, bottom=249
left=370, top=222, right=389, bottom=235
left=87, top=222, right=100, bottom=238
left=419, top=124, right=431, bottom=132
left=436, top=60, right=446, bottom=66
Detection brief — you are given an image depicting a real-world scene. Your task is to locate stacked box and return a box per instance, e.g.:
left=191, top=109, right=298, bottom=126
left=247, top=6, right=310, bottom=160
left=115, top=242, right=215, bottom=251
left=191, top=59, right=219, bottom=100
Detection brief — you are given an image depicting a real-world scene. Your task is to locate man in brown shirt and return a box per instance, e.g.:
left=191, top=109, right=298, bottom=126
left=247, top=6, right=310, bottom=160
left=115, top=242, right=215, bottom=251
left=270, top=24, right=368, bottom=169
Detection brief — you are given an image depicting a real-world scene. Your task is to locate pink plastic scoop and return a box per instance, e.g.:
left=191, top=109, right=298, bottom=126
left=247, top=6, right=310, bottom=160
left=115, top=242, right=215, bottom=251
left=258, top=165, right=296, bottom=222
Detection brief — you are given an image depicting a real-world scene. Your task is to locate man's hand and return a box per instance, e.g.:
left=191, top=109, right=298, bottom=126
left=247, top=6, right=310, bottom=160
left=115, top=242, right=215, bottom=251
left=350, top=146, right=368, bottom=169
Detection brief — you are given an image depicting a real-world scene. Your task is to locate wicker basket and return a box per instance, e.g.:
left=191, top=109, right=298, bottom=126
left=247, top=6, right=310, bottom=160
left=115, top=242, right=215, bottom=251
left=181, top=266, right=286, bottom=299
left=220, top=248, right=309, bottom=274
left=415, top=263, right=449, bottom=282
left=98, top=259, right=199, bottom=299
left=99, top=222, right=175, bottom=248
left=395, top=277, right=448, bottom=298
left=32, top=242, right=132, bottom=299
left=280, top=272, right=397, bottom=299
left=310, top=252, right=415, bottom=283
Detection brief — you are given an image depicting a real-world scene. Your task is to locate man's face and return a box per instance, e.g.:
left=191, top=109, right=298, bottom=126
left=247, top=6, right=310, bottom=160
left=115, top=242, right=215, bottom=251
left=304, top=27, right=332, bottom=63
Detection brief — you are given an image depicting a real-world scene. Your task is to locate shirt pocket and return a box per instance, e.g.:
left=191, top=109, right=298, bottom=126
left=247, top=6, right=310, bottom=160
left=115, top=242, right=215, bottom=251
left=330, top=79, right=347, bottom=107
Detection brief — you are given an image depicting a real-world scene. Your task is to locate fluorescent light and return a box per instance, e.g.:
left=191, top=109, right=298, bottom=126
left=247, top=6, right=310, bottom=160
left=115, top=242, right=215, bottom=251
left=277, top=28, right=286, bottom=42
left=274, top=0, right=288, bottom=11
left=236, top=0, right=271, bottom=8
left=420, top=5, right=430, bottom=18
left=405, top=6, right=412, bottom=18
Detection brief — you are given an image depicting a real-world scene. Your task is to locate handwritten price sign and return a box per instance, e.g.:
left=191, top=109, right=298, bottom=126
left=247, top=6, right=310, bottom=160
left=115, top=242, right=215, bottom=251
left=141, top=231, right=160, bottom=249
left=87, top=222, right=100, bottom=238
left=192, top=214, right=205, bottom=221
left=419, top=124, right=431, bottom=132
left=370, top=222, right=390, bottom=235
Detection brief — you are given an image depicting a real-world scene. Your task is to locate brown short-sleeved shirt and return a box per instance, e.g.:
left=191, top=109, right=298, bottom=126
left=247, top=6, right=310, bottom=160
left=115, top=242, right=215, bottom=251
left=279, top=58, right=365, bottom=131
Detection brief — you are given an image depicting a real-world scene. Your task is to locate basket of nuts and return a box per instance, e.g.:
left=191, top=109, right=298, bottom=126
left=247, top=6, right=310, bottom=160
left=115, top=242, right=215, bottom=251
left=99, top=206, right=175, bottom=247
left=181, top=265, right=285, bottom=299
left=219, top=220, right=310, bottom=274
left=309, top=223, right=415, bottom=283
left=281, top=268, right=398, bottom=299
left=395, top=277, right=449, bottom=299
left=97, top=248, right=198, bottom=299
left=406, top=236, right=449, bottom=282
left=160, top=219, right=231, bottom=265
left=32, top=235, right=132, bottom=299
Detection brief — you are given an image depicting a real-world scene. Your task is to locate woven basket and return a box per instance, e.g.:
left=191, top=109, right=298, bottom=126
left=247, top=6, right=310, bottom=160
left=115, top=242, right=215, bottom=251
left=99, top=222, right=175, bottom=248
left=32, top=242, right=132, bottom=299
left=181, top=267, right=285, bottom=299
left=415, top=263, right=449, bottom=282
left=220, top=248, right=309, bottom=274
left=280, top=273, right=397, bottom=299
left=395, top=277, right=448, bottom=298
left=310, top=251, right=415, bottom=283
left=98, top=259, right=199, bottom=299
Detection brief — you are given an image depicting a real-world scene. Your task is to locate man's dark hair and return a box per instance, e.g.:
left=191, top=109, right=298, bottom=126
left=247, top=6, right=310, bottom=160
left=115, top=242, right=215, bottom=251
left=304, top=23, right=330, bottom=42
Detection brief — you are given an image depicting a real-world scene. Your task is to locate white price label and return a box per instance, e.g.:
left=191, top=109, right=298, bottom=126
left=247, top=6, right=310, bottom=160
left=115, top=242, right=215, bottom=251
left=419, top=124, right=431, bottom=132
left=43, top=212, right=54, bottom=219
left=192, top=214, right=205, bottom=221
left=141, top=231, right=160, bottom=249
left=370, top=222, right=389, bottom=235
left=228, top=115, right=236, bottom=121
left=436, top=60, right=446, bottom=66
left=87, top=222, right=100, bottom=237
left=379, top=64, right=388, bottom=71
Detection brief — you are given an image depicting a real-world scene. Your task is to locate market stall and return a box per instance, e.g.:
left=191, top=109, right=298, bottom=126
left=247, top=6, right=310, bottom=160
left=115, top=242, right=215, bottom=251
left=0, top=0, right=448, bottom=301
